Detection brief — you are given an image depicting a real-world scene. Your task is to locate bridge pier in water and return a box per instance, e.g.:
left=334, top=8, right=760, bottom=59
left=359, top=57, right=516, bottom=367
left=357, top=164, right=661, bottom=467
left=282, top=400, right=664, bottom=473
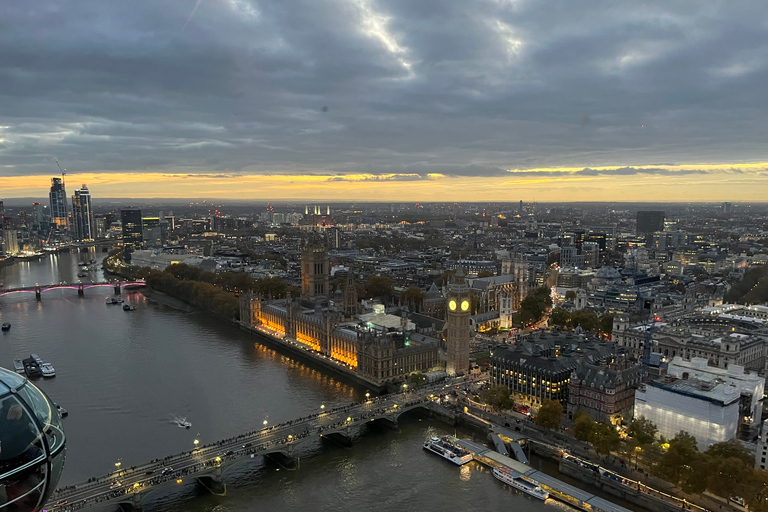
left=35, top=285, right=41, bottom=301
left=115, top=284, right=122, bottom=295
left=78, top=284, right=84, bottom=297
left=264, top=445, right=298, bottom=470
left=322, top=426, right=354, bottom=448
left=116, top=493, right=143, bottom=512
left=196, top=470, right=227, bottom=496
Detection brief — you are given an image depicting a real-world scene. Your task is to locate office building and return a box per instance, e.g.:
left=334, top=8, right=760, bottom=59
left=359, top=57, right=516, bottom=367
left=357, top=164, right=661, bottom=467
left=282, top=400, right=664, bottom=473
left=490, top=331, right=616, bottom=408
left=142, top=217, right=167, bottom=248
left=121, top=208, right=144, bottom=251
left=634, top=377, right=740, bottom=450
left=49, top=177, right=68, bottom=238
left=560, top=245, right=577, bottom=267
left=636, top=211, right=665, bottom=236
left=3, top=230, right=19, bottom=256
left=71, top=185, right=95, bottom=241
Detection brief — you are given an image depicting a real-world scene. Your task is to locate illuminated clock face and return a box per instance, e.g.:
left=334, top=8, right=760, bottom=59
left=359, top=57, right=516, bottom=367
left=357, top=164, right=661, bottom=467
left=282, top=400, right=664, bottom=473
left=449, top=300, right=457, bottom=311
left=461, top=300, right=470, bottom=311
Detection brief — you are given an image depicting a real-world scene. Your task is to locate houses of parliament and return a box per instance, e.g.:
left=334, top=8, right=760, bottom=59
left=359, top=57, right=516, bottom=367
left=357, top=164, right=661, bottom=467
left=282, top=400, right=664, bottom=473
left=240, top=241, right=470, bottom=387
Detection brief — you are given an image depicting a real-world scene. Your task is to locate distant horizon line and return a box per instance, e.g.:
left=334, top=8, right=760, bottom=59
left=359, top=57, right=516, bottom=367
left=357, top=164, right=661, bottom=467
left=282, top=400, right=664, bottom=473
left=1, top=197, right=763, bottom=205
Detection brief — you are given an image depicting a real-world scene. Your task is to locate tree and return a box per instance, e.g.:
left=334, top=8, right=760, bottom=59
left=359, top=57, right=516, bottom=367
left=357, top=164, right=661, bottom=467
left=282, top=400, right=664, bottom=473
left=680, top=453, right=711, bottom=495
left=705, top=438, right=753, bottom=465
left=550, top=308, right=571, bottom=328
left=589, top=422, right=620, bottom=457
left=570, top=310, right=600, bottom=333
left=658, top=431, right=699, bottom=483
left=743, top=469, right=768, bottom=512
left=565, top=290, right=577, bottom=301
left=535, top=399, right=563, bottom=430
left=407, top=372, right=427, bottom=387
left=708, top=456, right=750, bottom=499
left=400, top=286, right=425, bottom=310
left=573, top=410, right=595, bottom=442
left=480, top=386, right=513, bottom=411
left=599, top=314, right=614, bottom=335
left=628, top=416, right=657, bottom=446
left=365, top=275, right=394, bottom=300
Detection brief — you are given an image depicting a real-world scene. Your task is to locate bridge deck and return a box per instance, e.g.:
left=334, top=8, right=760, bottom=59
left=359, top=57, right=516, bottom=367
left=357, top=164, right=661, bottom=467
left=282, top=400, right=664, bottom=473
left=46, top=383, right=457, bottom=511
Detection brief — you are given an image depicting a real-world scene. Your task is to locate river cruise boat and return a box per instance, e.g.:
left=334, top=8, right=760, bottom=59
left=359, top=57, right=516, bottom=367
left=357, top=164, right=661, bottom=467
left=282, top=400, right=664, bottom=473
left=1, top=323, right=10, bottom=331
left=423, top=436, right=473, bottom=466
left=41, top=362, right=56, bottom=378
left=123, top=304, right=136, bottom=311
left=492, top=466, right=549, bottom=500
left=13, top=359, right=25, bottom=373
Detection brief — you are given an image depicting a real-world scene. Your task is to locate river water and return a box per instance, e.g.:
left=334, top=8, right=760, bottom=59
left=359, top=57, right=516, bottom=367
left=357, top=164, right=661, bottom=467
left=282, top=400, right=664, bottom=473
left=0, top=253, right=636, bottom=512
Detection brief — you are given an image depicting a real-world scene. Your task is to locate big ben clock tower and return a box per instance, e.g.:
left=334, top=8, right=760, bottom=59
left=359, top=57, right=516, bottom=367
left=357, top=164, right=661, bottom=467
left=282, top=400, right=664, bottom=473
left=446, top=266, right=471, bottom=376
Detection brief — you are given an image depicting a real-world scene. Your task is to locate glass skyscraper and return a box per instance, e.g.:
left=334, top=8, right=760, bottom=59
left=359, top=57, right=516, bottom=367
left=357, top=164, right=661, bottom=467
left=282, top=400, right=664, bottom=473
left=121, top=207, right=144, bottom=252
left=49, top=177, right=68, bottom=239
left=71, top=184, right=95, bottom=241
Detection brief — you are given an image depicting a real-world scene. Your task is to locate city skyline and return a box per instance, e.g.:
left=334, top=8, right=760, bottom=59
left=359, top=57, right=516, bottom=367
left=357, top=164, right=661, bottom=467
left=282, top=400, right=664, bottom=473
left=1, top=1, right=766, bottom=201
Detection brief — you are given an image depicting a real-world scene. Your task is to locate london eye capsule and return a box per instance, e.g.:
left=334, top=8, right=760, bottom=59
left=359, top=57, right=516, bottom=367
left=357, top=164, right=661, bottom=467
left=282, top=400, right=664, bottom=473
left=0, top=367, right=66, bottom=511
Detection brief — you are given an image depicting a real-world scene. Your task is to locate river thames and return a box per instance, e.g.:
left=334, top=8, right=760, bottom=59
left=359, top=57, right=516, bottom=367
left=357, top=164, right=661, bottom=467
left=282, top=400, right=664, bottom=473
left=0, top=252, right=637, bottom=512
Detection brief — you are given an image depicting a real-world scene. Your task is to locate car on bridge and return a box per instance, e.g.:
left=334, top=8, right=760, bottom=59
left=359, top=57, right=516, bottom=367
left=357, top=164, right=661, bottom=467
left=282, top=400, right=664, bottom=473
left=224, top=450, right=234, bottom=456
left=161, top=467, right=174, bottom=475
left=243, top=442, right=252, bottom=448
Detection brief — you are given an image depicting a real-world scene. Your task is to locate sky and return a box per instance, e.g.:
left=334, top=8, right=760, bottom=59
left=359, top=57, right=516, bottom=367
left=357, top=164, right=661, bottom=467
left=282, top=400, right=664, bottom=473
left=0, top=0, right=766, bottom=201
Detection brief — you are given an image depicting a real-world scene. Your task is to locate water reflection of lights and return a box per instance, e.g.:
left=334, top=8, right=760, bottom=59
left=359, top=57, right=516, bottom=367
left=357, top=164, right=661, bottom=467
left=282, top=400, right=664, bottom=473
left=459, top=464, right=471, bottom=482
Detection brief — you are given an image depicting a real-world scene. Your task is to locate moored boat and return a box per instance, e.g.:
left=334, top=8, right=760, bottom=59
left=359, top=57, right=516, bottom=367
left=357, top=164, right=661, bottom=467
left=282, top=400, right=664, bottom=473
left=41, top=362, right=56, bottom=378
left=492, top=466, right=549, bottom=500
left=13, top=359, right=25, bottom=374
left=1, top=323, right=10, bottom=331
left=423, top=436, right=473, bottom=465
left=23, top=357, right=42, bottom=379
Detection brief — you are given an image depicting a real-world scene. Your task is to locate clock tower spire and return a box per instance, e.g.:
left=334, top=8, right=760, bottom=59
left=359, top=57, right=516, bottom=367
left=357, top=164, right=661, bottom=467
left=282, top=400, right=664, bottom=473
left=446, top=265, right=471, bottom=376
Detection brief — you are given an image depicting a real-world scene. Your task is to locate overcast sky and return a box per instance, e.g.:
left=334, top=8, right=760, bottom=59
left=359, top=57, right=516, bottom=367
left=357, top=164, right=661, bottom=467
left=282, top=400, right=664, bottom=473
left=1, top=0, right=766, bottom=200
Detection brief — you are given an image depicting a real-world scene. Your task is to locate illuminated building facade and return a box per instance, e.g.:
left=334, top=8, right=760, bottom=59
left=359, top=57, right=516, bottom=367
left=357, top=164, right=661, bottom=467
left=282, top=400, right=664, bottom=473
left=240, top=294, right=442, bottom=387
left=490, top=331, right=615, bottom=407
left=634, top=377, right=740, bottom=450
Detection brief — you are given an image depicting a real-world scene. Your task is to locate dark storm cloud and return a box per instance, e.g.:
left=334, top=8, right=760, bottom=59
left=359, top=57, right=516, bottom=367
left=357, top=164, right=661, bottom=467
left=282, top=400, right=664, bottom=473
left=0, top=0, right=766, bottom=178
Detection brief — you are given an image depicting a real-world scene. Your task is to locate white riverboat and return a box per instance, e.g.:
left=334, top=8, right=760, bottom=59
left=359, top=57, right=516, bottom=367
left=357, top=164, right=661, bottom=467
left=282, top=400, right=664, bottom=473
left=492, top=466, right=549, bottom=500
left=423, top=436, right=473, bottom=466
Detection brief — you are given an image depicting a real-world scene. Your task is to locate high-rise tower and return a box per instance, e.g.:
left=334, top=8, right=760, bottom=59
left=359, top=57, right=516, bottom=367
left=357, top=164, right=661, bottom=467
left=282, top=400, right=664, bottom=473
left=445, top=266, right=471, bottom=376
left=49, top=177, right=68, bottom=238
left=71, top=185, right=95, bottom=241
left=121, top=207, right=144, bottom=251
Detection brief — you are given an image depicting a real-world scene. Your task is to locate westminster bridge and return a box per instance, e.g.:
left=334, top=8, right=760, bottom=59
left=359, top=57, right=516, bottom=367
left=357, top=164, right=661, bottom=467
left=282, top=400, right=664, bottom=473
left=46, top=384, right=462, bottom=511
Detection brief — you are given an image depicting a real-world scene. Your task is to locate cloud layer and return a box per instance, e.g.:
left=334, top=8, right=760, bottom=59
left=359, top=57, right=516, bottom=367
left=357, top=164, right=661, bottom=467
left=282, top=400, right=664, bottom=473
left=0, top=0, right=766, bottom=197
